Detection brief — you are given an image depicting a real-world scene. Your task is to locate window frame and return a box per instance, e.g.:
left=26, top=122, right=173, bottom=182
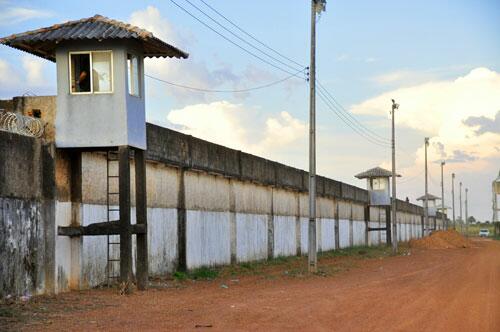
left=68, top=50, right=114, bottom=95
left=127, top=53, right=141, bottom=98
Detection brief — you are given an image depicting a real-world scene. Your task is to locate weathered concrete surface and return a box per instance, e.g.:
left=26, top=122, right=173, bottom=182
left=0, top=198, right=45, bottom=297
left=0, top=130, right=55, bottom=297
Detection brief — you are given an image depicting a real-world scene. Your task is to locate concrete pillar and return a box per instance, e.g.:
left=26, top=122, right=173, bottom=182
left=267, top=187, right=274, bottom=259
left=229, top=179, right=237, bottom=264
left=176, top=168, right=187, bottom=271
left=295, top=191, right=301, bottom=256
left=69, top=151, right=82, bottom=290
left=334, top=199, right=340, bottom=250
left=349, top=203, right=354, bottom=247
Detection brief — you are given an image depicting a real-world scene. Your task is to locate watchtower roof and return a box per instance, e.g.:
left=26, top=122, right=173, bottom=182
left=0, top=14, right=189, bottom=62
left=416, top=193, right=440, bottom=201
left=355, top=166, right=400, bottom=179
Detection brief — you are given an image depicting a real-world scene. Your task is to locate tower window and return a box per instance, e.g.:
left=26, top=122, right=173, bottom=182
left=127, top=54, right=140, bottom=97
left=69, top=51, right=113, bottom=94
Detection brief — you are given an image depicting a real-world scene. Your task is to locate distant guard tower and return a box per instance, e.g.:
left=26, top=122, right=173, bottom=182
left=0, top=15, right=188, bottom=289
left=355, top=166, right=400, bottom=245
left=417, top=193, right=441, bottom=231
left=493, top=171, right=500, bottom=234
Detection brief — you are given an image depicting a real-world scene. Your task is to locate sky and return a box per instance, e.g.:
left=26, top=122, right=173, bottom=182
left=0, top=0, right=499, bottom=221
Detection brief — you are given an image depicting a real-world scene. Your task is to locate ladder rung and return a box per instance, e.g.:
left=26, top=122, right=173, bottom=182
left=108, top=175, right=119, bottom=178
left=108, top=275, right=120, bottom=279
left=109, top=242, right=120, bottom=245
left=108, top=192, right=119, bottom=195
left=108, top=259, right=120, bottom=262
left=108, top=209, right=119, bottom=211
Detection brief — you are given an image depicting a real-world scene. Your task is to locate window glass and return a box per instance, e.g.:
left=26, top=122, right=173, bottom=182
left=70, top=53, right=91, bottom=93
left=372, top=178, right=386, bottom=190
left=127, top=54, right=140, bottom=96
left=92, top=51, right=112, bottom=92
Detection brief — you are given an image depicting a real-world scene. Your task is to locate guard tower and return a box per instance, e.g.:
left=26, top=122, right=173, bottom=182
left=493, top=171, right=500, bottom=223
left=355, top=166, right=400, bottom=245
left=0, top=15, right=188, bottom=289
left=417, top=193, right=440, bottom=230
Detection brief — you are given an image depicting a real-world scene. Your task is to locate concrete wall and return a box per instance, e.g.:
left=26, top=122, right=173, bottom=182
left=1, top=122, right=447, bottom=295
left=0, top=131, right=55, bottom=298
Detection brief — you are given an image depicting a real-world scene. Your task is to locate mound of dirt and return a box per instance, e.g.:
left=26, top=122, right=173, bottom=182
left=409, top=230, right=470, bottom=249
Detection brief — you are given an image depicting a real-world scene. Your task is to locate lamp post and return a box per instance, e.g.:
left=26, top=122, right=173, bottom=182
left=441, top=161, right=445, bottom=229
left=391, top=99, right=399, bottom=254
left=308, top=0, right=326, bottom=273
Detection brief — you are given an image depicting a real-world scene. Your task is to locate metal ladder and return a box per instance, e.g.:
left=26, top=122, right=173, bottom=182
left=106, top=150, right=120, bottom=286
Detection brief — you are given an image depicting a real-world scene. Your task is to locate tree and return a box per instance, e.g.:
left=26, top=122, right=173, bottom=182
left=467, top=216, right=477, bottom=224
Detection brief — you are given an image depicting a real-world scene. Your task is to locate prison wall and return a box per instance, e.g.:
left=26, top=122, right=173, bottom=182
left=70, top=124, right=439, bottom=287
left=1, top=122, right=446, bottom=294
left=0, top=130, right=56, bottom=298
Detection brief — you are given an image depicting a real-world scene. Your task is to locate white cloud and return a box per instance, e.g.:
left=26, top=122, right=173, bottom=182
left=0, top=6, right=54, bottom=25
left=21, top=56, right=44, bottom=87
left=130, top=6, right=247, bottom=103
left=130, top=6, right=183, bottom=46
left=352, top=67, right=500, bottom=165
left=0, top=59, right=20, bottom=87
left=167, top=101, right=307, bottom=159
left=352, top=68, right=500, bottom=219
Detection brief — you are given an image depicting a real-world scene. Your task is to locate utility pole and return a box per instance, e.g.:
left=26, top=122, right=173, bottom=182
left=391, top=99, right=399, bottom=254
left=459, top=181, right=463, bottom=233
left=308, top=0, right=326, bottom=273
left=424, top=137, right=429, bottom=234
left=465, top=188, right=469, bottom=236
left=441, top=161, right=446, bottom=229
left=452, top=173, right=456, bottom=229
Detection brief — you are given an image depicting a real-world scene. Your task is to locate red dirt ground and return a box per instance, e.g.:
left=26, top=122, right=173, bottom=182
left=3, top=239, right=499, bottom=331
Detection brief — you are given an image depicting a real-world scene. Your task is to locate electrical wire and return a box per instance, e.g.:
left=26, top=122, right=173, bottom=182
left=170, top=0, right=412, bottom=153
left=170, top=0, right=298, bottom=76
left=145, top=67, right=307, bottom=93
left=197, top=0, right=305, bottom=69
left=316, top=87, right=391, bottom=148
left=316, top=80, right=391, bottom=144
left=183, top=0, right=303, bottom=72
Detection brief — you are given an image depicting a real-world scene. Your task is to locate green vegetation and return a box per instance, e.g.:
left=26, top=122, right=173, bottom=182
left=171, top=244, right=404, bottom=282
left=463, top=223, right=495, bottom=237
left=173, top=267, right=219, bottom=281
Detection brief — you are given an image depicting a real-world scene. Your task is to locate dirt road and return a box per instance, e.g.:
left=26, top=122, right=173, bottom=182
left=5, top=239, right=500, bottom=331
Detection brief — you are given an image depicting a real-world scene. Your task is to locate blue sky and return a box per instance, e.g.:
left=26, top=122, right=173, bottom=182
left=1, top=0, right=499, bottom=220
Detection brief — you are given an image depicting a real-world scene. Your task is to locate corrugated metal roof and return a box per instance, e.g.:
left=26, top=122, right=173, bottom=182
left=0, top=14, right=189, bottom=62
left=416, top=193, right=441, bottom=201
left=355, top=166, right=400, bottom=179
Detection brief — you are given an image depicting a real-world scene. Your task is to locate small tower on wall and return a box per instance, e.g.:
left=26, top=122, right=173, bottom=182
left=355, top=166, right=400, bottom=245
left=0, top=15, right=188, bottom=290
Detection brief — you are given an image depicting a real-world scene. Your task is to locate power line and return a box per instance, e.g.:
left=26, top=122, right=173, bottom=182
left=316, top=84, right=391, bottom=147
left=171, top=0, right=402, bottom=151
left=399, top=169, right=424, bottom=184
left=316, top=80, right=391, bottom=144
left=145, top=67, right=306, bottom=93
left=316, top=86, right=391, bottom=148
left=197, top=0, right=305, bottom=69
left=170, top=0, right=298, bottom=76
left=183, top=0, right=303, bottom=72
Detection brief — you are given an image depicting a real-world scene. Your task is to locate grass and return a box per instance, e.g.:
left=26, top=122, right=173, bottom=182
left=170, top=244, right=403, bottom=282
left=173, top=267, right=219, bottom=281
left=462, top=223, right=496, bottom=237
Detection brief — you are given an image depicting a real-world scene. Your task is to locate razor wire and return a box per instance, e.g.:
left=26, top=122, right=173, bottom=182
left=0, top=111, right=44, bottom=138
